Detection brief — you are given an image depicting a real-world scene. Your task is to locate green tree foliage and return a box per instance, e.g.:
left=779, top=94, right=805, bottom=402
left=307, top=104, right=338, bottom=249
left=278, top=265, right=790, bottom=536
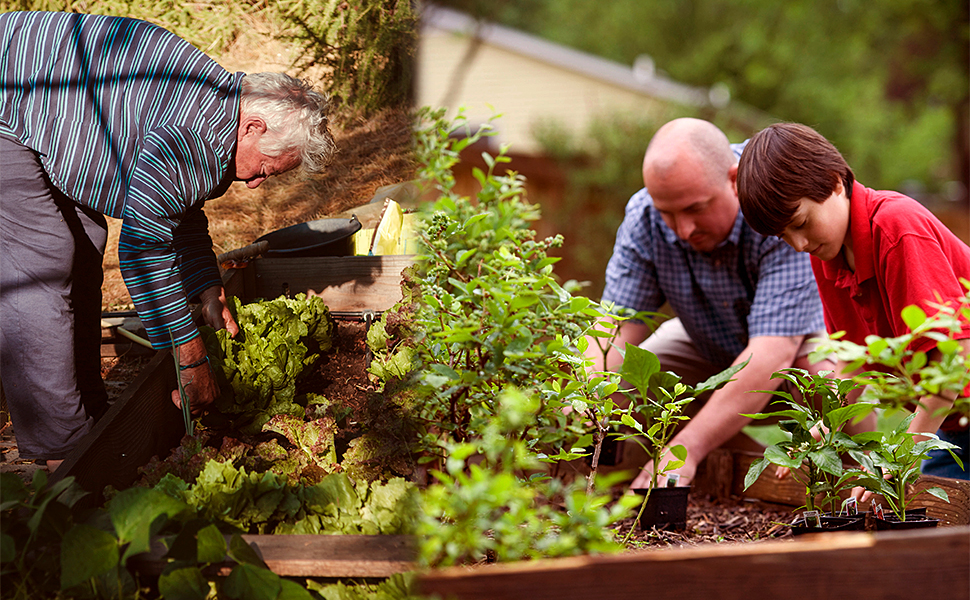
left=446, top=0, right=968, bottom=202
left=2, top=0, right=417, bottom=118
left=279, top=0, right=417, bottom=117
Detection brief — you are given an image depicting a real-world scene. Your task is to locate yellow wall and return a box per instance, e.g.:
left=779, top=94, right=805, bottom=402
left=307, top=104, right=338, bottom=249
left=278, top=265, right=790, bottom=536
left=418, top=29, right=670, bottom=154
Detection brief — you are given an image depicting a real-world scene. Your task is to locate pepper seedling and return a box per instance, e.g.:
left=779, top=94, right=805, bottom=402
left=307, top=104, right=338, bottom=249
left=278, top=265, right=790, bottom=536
left=849, top=412, right=962, bottom=521
left=742, top=368, right=878, bottom=514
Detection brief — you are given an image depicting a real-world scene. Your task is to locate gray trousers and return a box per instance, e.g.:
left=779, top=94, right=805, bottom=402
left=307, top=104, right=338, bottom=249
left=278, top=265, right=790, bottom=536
left=0, top=135, right=108, bottom=460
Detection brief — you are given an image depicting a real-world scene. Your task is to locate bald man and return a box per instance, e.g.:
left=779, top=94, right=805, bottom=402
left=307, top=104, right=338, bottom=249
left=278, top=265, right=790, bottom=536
left=591, top=118, right=836, bottom=488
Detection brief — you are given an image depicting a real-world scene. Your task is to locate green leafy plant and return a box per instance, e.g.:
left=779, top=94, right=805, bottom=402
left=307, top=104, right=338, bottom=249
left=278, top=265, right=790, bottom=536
left=742, top=369, right=877, bottom=514
left=407, top=107, right=602, bottom=460
left=850, top=412, right=963, bottom=521
left=813, top=282, right=970, bottom=419
left=1, top=471, right=315, bottom=600
left=417, top=389, right=636, bottom=567
left=155, top=460, right=415, bottom=536
left=202, top=293, right=335, bottom=434
left=617, top=343, right=747, bottom=490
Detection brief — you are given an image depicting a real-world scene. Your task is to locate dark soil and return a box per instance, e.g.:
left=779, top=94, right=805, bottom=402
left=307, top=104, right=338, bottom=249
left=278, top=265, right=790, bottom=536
left=298, top=318, right=376, bottom=424
left=615, top=495, right=798, bottom=548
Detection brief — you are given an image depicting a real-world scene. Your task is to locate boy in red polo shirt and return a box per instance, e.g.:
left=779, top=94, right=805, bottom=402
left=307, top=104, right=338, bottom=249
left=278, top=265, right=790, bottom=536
left=735, top=122, right=970, bottom=478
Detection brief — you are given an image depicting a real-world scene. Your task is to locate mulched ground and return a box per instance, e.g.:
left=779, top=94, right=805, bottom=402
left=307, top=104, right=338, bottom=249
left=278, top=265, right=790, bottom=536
left=616, top=495, right=798, bottom=548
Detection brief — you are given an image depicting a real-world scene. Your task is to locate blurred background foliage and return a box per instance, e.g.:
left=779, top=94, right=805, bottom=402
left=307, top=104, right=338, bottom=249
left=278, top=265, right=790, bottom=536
left=437, top=0, right=969, bottom=209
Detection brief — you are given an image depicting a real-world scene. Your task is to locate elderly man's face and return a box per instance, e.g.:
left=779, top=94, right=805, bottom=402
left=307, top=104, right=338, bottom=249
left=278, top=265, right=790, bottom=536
left=233, top=116, right=300, bottom=189
left=645, top=162, right=740, bottom=253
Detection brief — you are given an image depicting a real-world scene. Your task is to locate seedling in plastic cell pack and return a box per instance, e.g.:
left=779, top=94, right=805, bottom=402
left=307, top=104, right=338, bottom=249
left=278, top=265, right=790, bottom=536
left=842, top=497, right=858, bottom=516
left=666, top=473, right=680, bottom=488
left=802, top=510, right=821, bottom=528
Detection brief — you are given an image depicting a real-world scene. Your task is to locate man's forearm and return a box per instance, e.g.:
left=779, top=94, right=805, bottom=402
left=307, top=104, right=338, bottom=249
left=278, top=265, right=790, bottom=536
left=668, top=335, right=804, bottom=467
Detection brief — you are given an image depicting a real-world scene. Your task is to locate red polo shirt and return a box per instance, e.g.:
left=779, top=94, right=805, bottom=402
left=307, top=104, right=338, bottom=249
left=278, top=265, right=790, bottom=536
left=812, top=183, right=970, bottom=410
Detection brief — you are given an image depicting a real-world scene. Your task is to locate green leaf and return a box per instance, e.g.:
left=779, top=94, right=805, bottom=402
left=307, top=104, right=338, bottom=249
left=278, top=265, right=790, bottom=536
left=61, top=524, right=119, bottom=590
left=0, top=532, right=15, bottom=563
left=158, top=566, right=210, bottom=600
left=227, top=534, right=268, bottom=568
left=618, top=344, right=660, bottom=397
left=765, top=445, right=803, bottom=469
left=744, top=457, right=770, bottom=490
left=827, top=403, right=875, bottom=429
left=924, top=486, right=949, bottom=503
left=901, top=305, right=927, bottom=331
left=808, top=446, right=843, bottom=477
left=278, top=579, right=316, bottom=600
left=694, top=356, right=749, bottom=394
left=669, top=444, right=687, bottom=461
left=108, top=487, right=187, bottom=563
left=197, top=524, right=227, bottom=564
left=223, top=562, right=281, bottom=600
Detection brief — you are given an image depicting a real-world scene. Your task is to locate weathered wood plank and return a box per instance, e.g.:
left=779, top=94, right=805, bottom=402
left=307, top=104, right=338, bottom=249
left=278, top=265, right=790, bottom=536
left=418, top=527, right=970, bottom=600
left=249, top=256, right=414, bottom=311
left=50, top=350, right=184, bottom=506
left=129, top=535, right=415, bottom=578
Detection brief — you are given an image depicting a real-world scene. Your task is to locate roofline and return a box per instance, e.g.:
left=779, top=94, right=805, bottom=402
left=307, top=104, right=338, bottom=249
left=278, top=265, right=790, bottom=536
left=421, top=4, right=717, bottom=108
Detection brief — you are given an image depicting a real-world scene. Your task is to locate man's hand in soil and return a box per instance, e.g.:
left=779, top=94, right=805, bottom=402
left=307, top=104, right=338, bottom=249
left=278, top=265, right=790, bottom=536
left=200, top=285, right=239, bottom=337
left=171, top=336, right=220, bottom=416
left=630, top=456, right=695, bottom=489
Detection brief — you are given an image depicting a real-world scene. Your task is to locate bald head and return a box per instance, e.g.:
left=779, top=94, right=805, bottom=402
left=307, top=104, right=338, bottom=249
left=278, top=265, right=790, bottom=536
left=640, top=118, right=741, bottom=252
left=643, top=118, right=735, bottom=189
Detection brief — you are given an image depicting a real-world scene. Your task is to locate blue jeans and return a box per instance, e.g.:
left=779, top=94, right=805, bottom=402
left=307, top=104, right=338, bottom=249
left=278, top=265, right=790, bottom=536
left=921, top=427, right=970, bottom=479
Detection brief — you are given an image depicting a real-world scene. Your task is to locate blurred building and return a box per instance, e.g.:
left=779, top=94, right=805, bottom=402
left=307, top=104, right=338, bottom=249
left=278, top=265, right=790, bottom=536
left=417, top=4, right=725, bottom=155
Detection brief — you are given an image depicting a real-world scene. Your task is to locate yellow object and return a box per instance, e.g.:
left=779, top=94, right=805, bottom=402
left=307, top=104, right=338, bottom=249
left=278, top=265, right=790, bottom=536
left=371, top=199, right=404, bottom=255
left=353, top=228, right=375, bottom=255
left=353, top=198, right=418, bottom=255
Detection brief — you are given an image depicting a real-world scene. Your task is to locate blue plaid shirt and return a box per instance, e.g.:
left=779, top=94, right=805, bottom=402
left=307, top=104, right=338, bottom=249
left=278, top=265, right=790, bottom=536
left=602, top=143, right=825, bottom=367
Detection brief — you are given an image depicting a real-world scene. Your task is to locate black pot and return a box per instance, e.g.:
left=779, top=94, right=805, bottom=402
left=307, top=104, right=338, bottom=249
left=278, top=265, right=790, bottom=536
left=631, top=486, right=690, bottom=531
left=790, top=512, right=866, bottom=535
left=873, top=507, right=938, bottom=530
left=254, top=216, right=362, bottom=258
left=584, top=435, right=623, bottom=467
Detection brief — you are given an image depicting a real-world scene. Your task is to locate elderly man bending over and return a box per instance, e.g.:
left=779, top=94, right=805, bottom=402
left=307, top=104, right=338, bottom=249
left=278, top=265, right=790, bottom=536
left=0, top=11, right=334, bottom=470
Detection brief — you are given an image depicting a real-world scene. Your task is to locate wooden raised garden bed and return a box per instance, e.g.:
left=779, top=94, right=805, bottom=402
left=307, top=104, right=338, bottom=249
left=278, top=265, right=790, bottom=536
left=52, top=254, right=970, bottom=592
left=418, top=446, right=970, bottom=599
left=50, top=254, right=416, bottom=577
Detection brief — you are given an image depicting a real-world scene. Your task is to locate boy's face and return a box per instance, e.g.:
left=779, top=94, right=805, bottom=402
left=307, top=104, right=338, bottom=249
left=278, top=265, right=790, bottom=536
left=778, top=180, right=850, bottom=261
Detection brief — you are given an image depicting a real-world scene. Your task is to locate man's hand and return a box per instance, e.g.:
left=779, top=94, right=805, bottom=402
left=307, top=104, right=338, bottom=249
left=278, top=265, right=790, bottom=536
left=630, top=456, right=696, bottom=489
left=199, top=285, right=239, bottom=337
left=171, top=335, right=219, bottom=416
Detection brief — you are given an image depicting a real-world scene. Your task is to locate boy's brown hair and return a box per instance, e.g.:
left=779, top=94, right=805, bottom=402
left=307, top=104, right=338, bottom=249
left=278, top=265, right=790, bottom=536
left=737, top=123, right=855, bottom=236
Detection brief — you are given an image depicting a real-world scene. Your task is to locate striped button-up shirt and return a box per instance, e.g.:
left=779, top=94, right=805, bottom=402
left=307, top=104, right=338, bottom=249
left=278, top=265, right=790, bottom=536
left=0, top=11, right=242, bottom=348
left=602, top=142, right=825, bottom=367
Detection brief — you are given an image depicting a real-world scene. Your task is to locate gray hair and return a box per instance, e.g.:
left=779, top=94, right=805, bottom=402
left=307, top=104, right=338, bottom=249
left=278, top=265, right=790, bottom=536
left=240, top=73, right=335, bottom=173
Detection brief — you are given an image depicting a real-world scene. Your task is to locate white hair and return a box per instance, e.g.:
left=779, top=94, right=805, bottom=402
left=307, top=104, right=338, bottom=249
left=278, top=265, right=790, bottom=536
left=239, top=73, right=335, bottom=173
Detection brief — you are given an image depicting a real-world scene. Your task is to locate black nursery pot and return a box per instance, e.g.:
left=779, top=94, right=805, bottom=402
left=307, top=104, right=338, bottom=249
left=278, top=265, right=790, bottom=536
left=584, top=435, right=623, bottom=467
left=631, top=486, right=690, bottom=532
left=873, top=507, right=938, bottom=531
left=790, top=513, right=866, bottom=536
